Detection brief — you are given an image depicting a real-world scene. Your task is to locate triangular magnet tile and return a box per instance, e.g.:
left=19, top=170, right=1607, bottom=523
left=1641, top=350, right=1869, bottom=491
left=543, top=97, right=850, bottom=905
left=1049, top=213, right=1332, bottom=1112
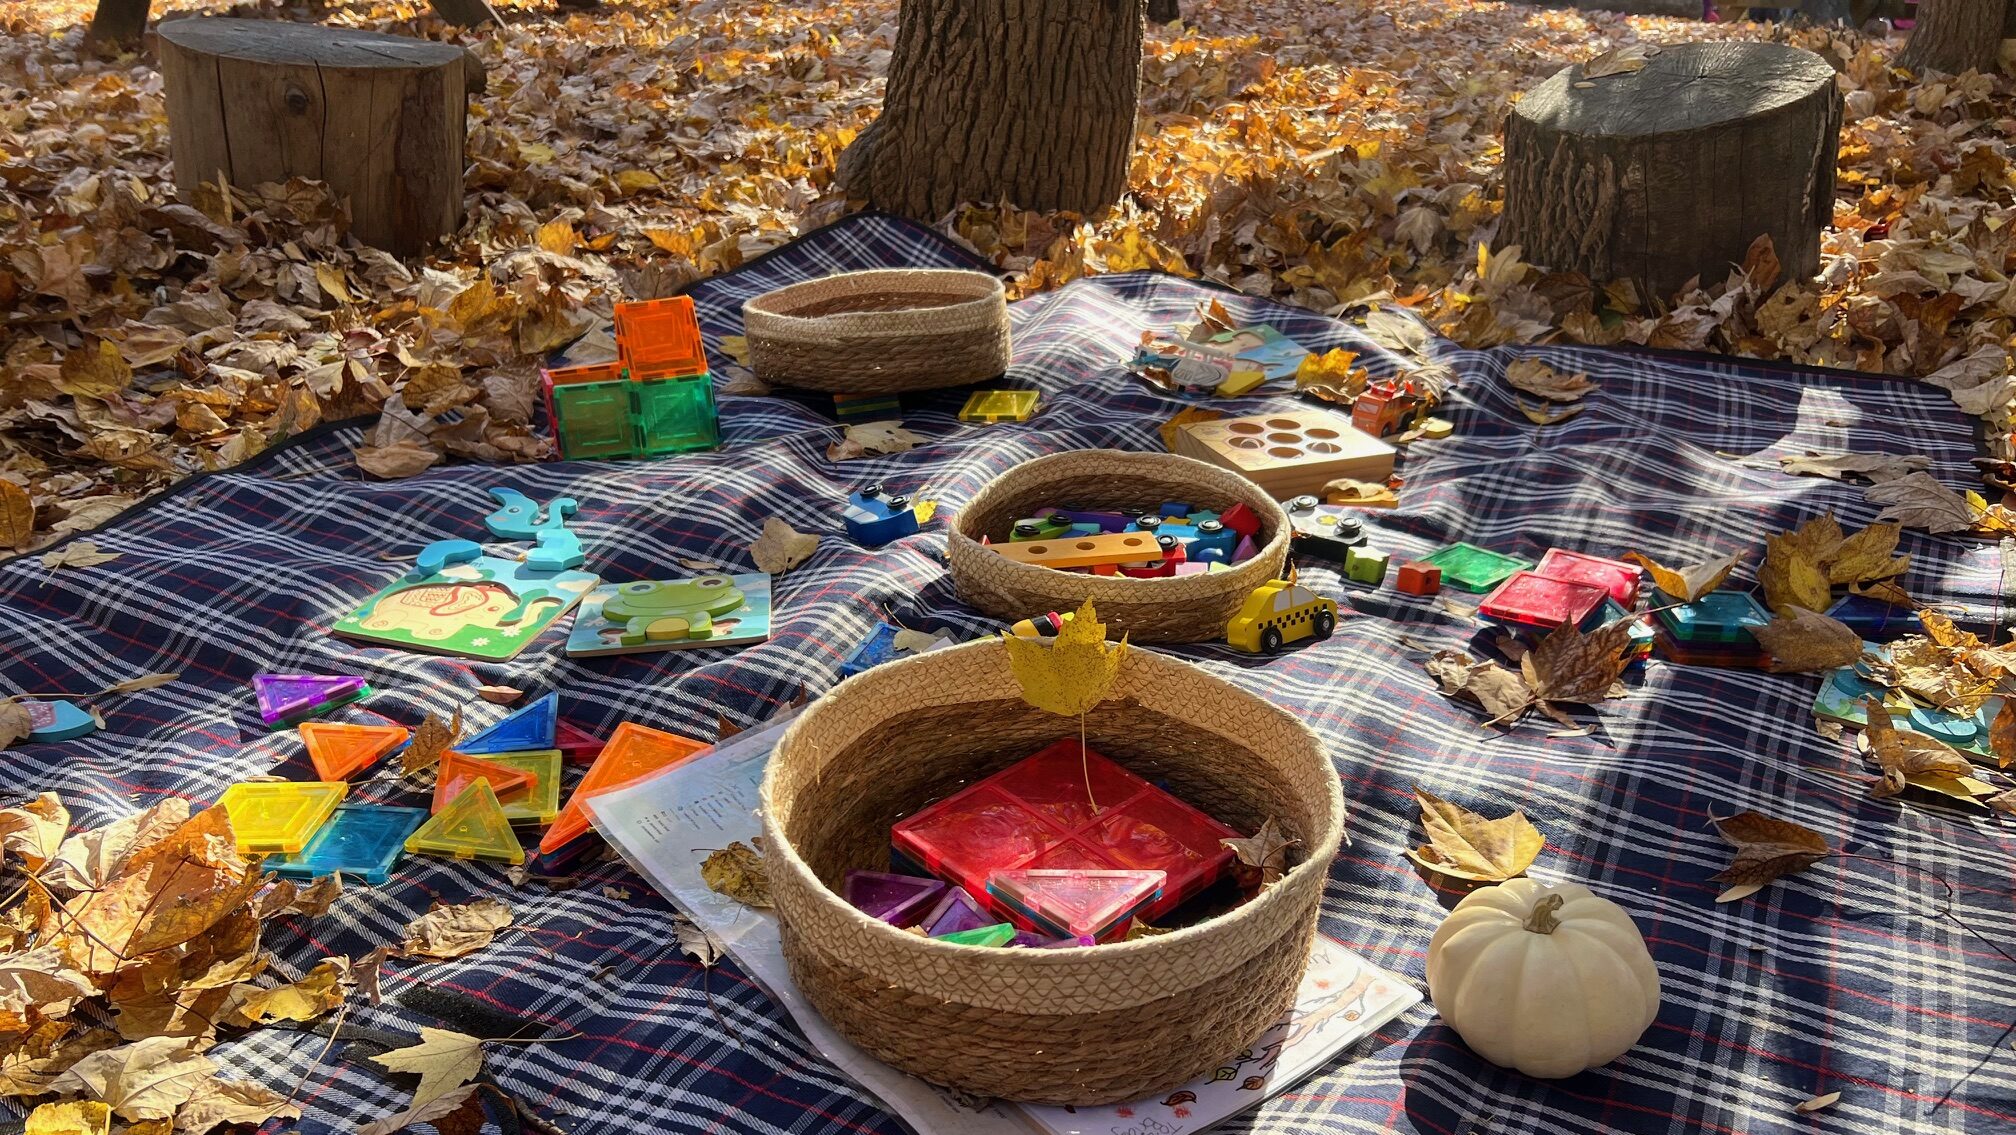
left=432, top=751, right=537, bottom=813
left=843, top=871, right=945, bottom=926
left=475, top=750, right=562, bottom=824
left=537, top=722, right=707, bottom=855
left=299, top=722, right=409, bottom=781
left=458, top=692, right=558, bottom=755
left=986, top=869, right=1165, bottom=940
left=216, top=781, right=348, bottom=855
left=554, top=719, right=606, bottom=765
left=404, top=779, right=525, bottom=864
left=937, top=924, right=1016, bottom=947
left=920, top=886, right=993, bottom=937
left=254, top=674, right=369, bottom=728
left=24, top=699, right=97, bottom=742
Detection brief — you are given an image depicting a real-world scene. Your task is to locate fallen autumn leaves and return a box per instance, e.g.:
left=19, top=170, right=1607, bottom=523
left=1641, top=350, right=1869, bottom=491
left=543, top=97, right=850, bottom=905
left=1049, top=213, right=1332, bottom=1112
left=0, top=792, right=521, bottom=1130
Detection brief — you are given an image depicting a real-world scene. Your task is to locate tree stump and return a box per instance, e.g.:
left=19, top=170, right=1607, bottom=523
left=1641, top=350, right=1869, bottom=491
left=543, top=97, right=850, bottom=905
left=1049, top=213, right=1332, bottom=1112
left=158, top=18, right=477, bottom=256
left=839, top=0, right=1143, bottom=221
left=1500, top=42, right=1841, bottom=300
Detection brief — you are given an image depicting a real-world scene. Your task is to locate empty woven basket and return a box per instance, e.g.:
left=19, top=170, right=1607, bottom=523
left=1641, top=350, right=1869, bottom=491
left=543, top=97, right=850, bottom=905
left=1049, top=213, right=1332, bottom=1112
left=741, top=268, right=1011, bottom=393
left=946, top=449, right=1292, bottom=644
left=761, top=639, right=1345, bottom=1105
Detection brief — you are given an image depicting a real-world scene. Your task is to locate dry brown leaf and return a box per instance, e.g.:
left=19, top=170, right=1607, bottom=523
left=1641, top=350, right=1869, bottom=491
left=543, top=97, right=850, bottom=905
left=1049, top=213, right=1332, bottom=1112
left=58, top=341, right=133, bottom=401
left=286, top=874, right=342, bottom=918
left=1423, top=649, right=1534, bottom=725
left=1778, top=453, right=1929, bottom=482
left=1582, top=44, right=1650, bottom=78
left=1625, top=550, right=1740, bottom=602
left=0, top=481, right=33, bottom=551
left=370, top=1027, right=484, bottom=1118
left=354, top=441, right=442, bottom=481
left=358, top=1083, right=481, bottom=1135
left=1321, top=477, right=1399, bottom=507
left=1520, top=617, right=1634, bottom=705
left=48, top=1037, right=216, bottom=1122
left=1753, top=608, right=1864, bottom=673
left=229, top=958, right=346, bottom=1025
left=25, top=1100, right=110, bottom=1135
left=1828, top=522, right=1909, bottom=585
left=1709, top=810, right=1830, bottom=900
left=402, top=898, right=513, bottom=959
left=672, top=914, right=724, bottom=968
left=827, top=421, right=926, bottom=461
left=100, top=672, right=180, bottom=696
left=750, top=517, right=818, bottom=575
left=474, top=685, right=521, bottom=705
left=0, top=700, right=30, bottom=750
left=1504, top=356, right=1595, bottom=402
left=0, top=946, right=97, bottom=1019
left=701, top=841, right=772, bottom=908
left=1404, top=787, right=1544, bottom=882
left=1865, top=473, right=1976, bottom=535
left=1862, top=700, right=1977, bottom=799
left=39, top=542, right=122, bottom=572
left=1760, top=533, right=1832, bottom=617
left=1992, top=700, right=2016, bottom=769
left=170, top=1078, right=299, bottom=1134
left=400, top=708, right=461, bottom=776
left=1794, top=1091, right=1841, bottom=1114
left=39, top=800, right=191, bottom=895
left=1517, top=399, right=1583, bottom=426
left=1221, top=817, right=1299, bottom=887
left=0, top=793, right=69, bottom=869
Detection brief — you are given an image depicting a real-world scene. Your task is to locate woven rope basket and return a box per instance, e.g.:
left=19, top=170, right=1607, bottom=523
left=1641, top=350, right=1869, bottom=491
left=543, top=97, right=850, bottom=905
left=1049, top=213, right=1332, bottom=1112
left=760, top=639, right=1345, bottom=1105
left=741, top=268, right=1011, bottom=393
left=946, top=450, right=1292, bottom=644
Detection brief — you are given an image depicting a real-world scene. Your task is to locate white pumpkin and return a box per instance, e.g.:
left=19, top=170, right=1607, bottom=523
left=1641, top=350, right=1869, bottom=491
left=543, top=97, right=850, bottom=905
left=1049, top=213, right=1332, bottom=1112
left=1425, top=877, right=1660, bottom=1079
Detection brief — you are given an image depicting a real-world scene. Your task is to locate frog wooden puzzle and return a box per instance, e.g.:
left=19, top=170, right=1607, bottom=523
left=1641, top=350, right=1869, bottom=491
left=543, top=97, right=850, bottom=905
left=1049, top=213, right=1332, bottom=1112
left=334, top=554, right=599, bottom=662
left=565, top=573, right=772, bottom=657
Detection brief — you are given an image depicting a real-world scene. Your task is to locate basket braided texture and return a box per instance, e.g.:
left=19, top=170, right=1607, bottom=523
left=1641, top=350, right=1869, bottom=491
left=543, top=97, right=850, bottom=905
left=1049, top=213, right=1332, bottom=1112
left=759, top=639, right=1346, bottom=1105
left=946, top=449, right=1292, bottom=644
left=741, top=268, right=1011, bottom=392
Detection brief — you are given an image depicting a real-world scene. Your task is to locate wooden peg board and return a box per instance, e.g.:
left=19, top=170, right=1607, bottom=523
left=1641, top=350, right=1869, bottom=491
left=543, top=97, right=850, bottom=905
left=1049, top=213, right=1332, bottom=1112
left=990, top=530, right=1165, bottom=569
left=1171, top=407, right=1395, bottom=500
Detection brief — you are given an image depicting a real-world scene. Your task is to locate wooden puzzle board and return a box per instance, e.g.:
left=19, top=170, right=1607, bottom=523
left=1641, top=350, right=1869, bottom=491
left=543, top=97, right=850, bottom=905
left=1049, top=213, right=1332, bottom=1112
left=1173, top=408, right=1394, bottom=499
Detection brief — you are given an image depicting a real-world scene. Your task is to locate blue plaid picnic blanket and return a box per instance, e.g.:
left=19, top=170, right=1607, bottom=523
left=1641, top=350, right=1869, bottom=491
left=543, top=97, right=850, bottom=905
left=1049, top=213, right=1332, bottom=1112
left=2, top=212, right=2009, bottom=1135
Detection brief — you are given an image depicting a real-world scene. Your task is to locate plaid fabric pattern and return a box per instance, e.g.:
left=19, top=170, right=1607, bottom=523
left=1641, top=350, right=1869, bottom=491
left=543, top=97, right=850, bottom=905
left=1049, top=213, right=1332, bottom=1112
left=1, top=212, right=2008, bottom=1135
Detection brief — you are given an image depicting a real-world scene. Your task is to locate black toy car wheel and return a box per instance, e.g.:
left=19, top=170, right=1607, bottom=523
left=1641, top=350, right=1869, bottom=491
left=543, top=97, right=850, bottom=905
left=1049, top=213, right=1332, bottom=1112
left=1261, top=627, right=1284, bottom=653
left=1312, top=610, right=1336, bottom=639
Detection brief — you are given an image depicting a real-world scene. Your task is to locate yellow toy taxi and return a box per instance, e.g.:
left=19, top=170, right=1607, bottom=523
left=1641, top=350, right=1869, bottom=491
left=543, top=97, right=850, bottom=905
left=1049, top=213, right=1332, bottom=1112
left=1226, top=579, right=1339, bottom=653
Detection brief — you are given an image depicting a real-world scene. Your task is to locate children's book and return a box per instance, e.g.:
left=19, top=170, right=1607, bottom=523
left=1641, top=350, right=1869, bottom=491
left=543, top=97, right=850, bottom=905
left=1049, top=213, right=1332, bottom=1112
left=564, top=573, right=772, bottom=657
left=587, top=716, right=1421, bottom=1135
left=333, top=555, right=598, bottom=662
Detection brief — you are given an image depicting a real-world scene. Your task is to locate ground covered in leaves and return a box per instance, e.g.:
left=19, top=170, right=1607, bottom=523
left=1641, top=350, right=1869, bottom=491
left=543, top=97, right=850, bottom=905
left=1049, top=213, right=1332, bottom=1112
left=1, top=0, right=2012, bottom=546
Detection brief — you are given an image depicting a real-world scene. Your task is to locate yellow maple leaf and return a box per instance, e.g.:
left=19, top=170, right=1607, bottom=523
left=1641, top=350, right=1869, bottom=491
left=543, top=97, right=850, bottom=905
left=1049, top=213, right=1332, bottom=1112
left=1000, top=598, right=1127, bottom=718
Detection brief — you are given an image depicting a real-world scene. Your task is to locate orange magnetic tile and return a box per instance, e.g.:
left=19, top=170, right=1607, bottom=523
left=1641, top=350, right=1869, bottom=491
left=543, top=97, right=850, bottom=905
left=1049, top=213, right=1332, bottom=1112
left=538, top=722, right=707, bottom=854
left=614, top=296, right=708, bottom=379
left=432, top=751, right=537, bottom=814
left=298, top=722, right=409, bottom=781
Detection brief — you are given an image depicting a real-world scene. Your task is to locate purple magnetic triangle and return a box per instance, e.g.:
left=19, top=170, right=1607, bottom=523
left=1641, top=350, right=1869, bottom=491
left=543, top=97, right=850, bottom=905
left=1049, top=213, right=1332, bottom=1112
left=922, top=887, right=992, bottom=937
left=843, top=871, right=945, bottom=926
left=254, top=674, right=366, bottom=725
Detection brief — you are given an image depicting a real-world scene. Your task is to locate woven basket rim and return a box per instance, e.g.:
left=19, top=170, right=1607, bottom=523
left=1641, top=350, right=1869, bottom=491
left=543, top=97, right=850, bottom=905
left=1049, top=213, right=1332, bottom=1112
left=945, top=449, right=1292, bottom=594
left=759, top=639, right=1346, bottom=966
left=743, top=268, right=1005, bottom=330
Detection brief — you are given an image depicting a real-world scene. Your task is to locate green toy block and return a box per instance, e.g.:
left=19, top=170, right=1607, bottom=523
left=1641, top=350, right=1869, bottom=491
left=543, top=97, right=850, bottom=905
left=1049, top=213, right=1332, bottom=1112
left=552, top=380, right=639, bottom=460
left=635, top=375, right=720, bottom=455
left=938, top=923, right=1017, bottom=947
left=1420, top=542, right=1532, bottom=593
left=1345, top=547, right=1389, bottom=585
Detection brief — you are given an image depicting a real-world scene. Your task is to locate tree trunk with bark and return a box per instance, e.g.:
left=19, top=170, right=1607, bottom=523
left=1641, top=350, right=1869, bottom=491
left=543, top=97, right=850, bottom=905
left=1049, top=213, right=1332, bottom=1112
left=840, top=0, right=1142, bottom=220
left=87, top=0, right=151, bottom=45
left=158, top=18, right=477, bottom=256
left=428, top=0, right=502, bottom=27
left=1500, top=42, right=1840, bottom=301
left=1898, top=0, right=2004, bottom=73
